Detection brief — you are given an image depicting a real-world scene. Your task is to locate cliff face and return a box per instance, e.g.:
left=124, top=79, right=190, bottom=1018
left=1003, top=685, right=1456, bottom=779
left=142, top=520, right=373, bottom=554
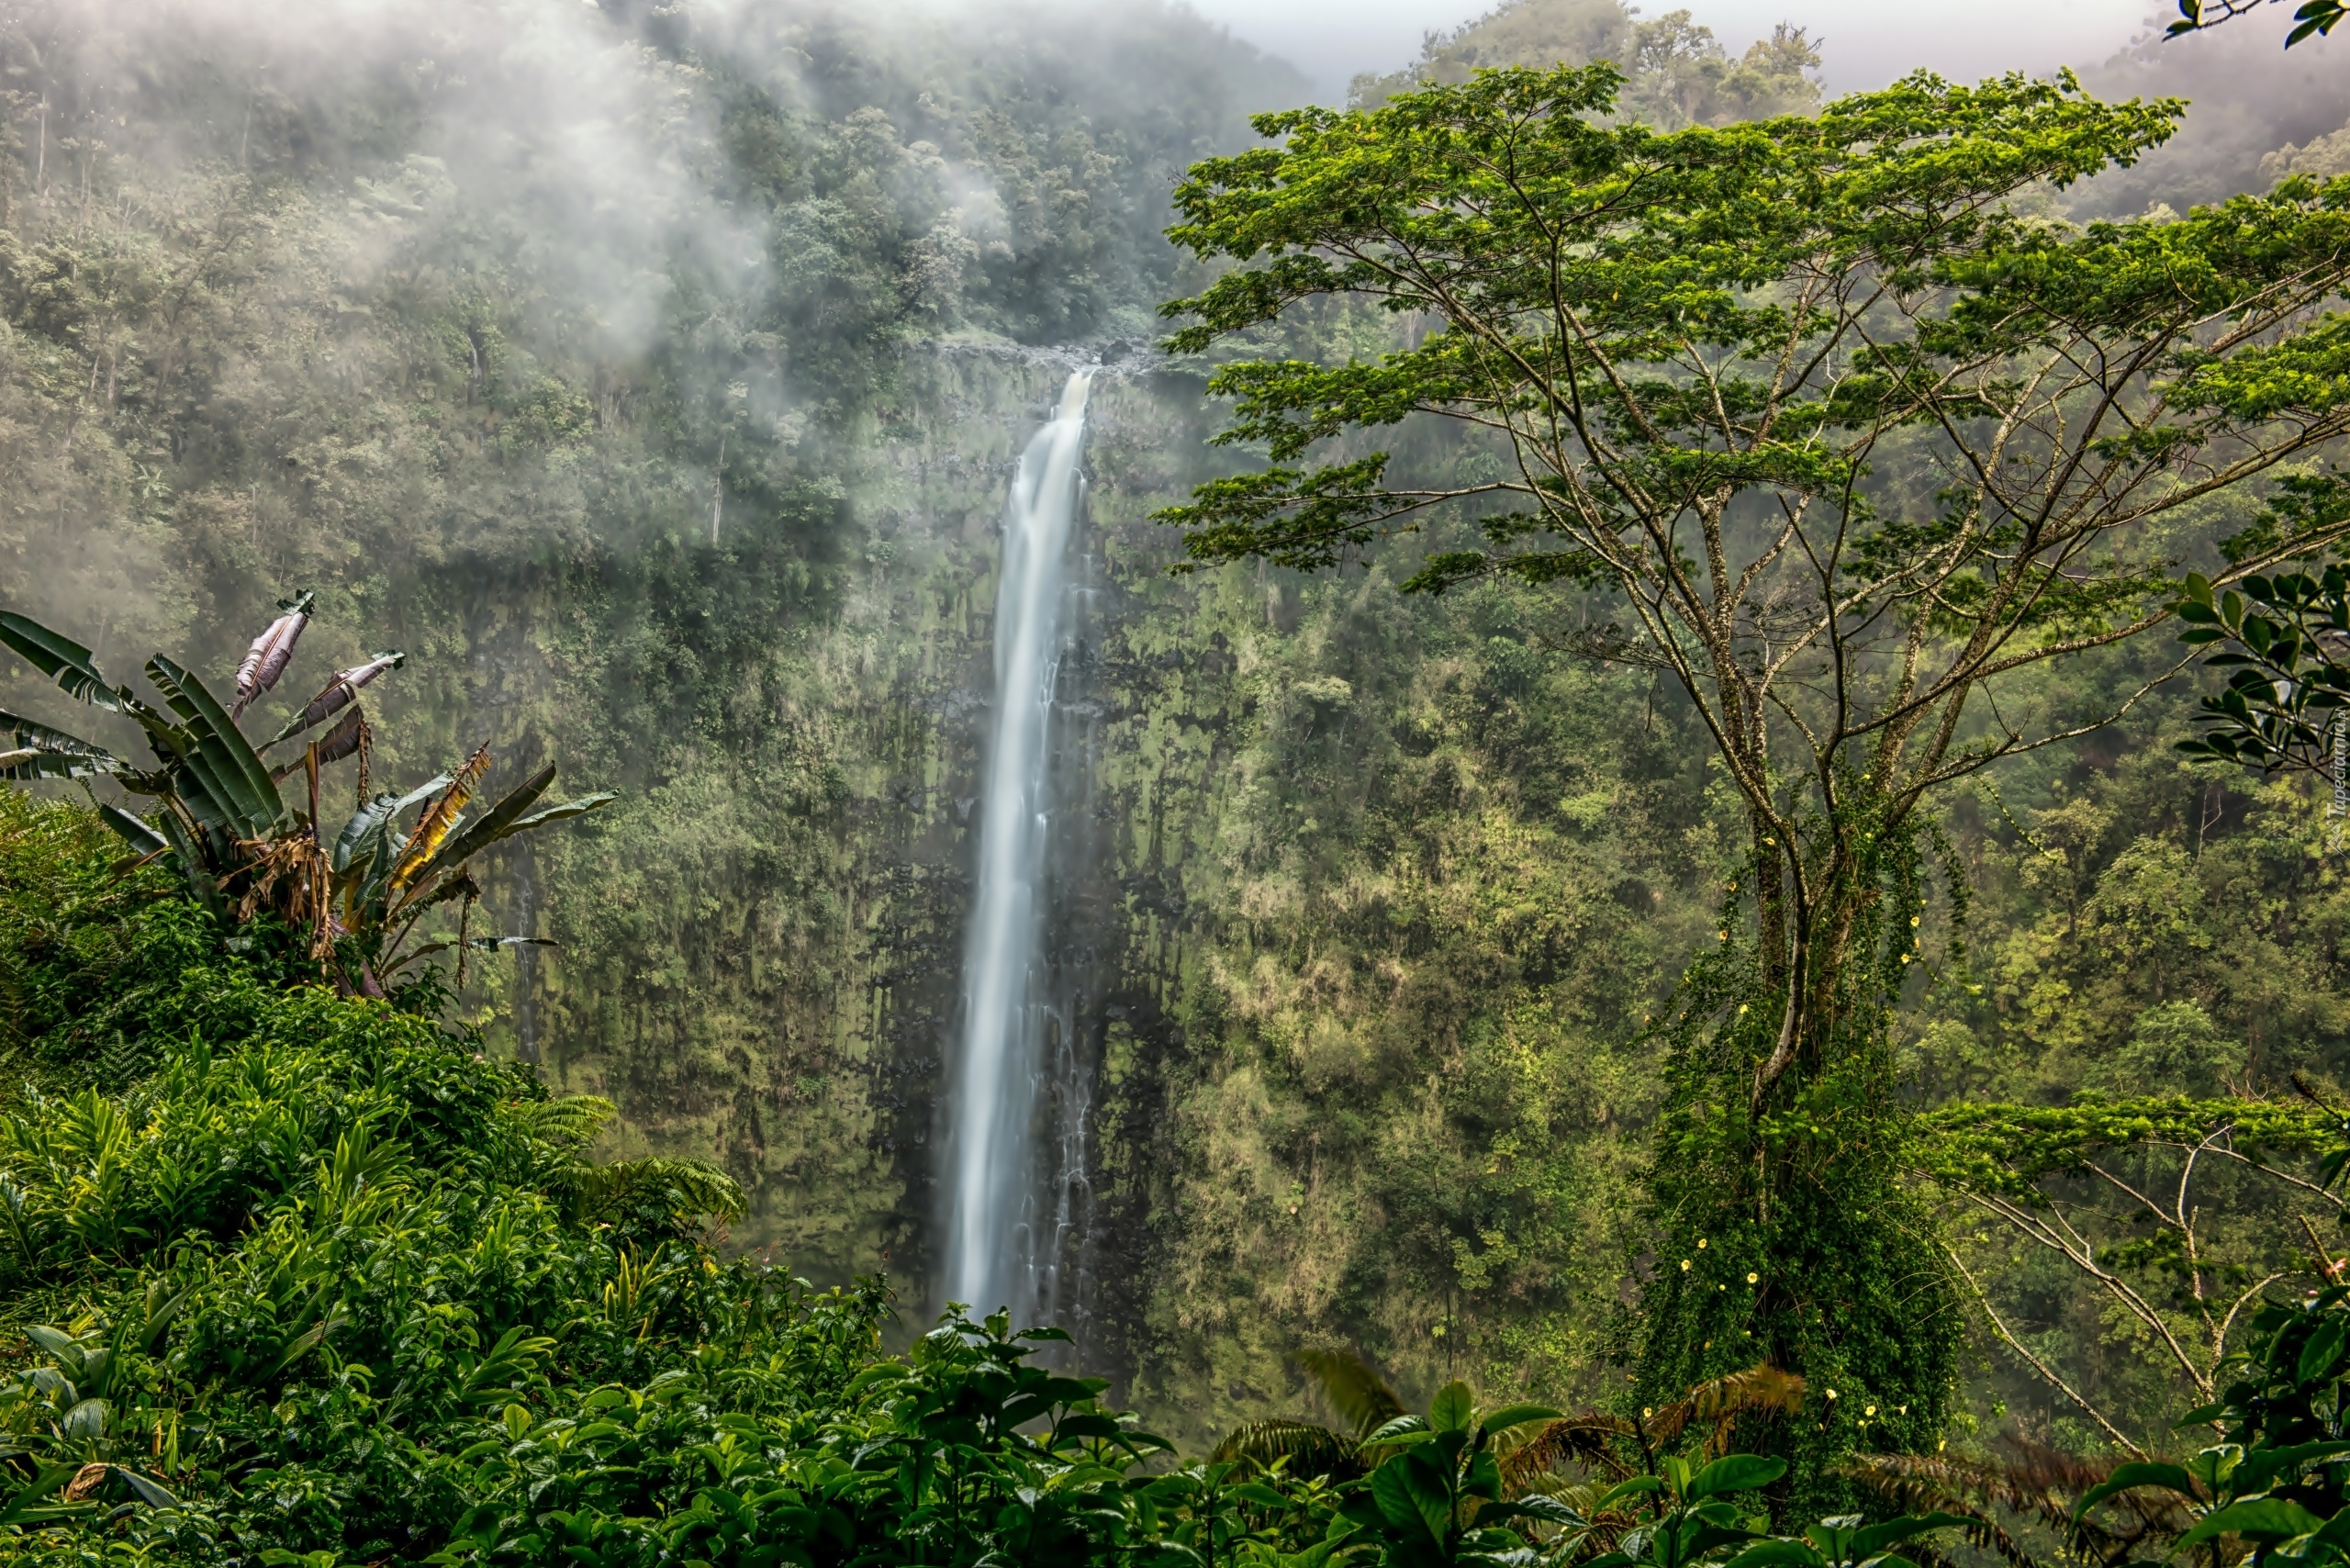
left=489, top=342, right=1715, bottom=1439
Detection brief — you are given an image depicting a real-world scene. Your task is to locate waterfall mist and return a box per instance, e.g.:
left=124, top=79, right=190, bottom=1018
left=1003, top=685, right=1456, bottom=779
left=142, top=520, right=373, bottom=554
left=945, top=371, right=1095, bottom=1322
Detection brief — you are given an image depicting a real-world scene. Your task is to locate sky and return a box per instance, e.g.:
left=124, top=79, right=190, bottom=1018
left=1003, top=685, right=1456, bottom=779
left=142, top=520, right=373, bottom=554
left=1175, top=0, right=2159, bottom=101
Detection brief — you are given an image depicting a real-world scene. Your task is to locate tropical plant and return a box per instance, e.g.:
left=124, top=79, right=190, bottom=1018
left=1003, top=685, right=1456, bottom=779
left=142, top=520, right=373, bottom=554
left=0, top=604, right=610, bottom=997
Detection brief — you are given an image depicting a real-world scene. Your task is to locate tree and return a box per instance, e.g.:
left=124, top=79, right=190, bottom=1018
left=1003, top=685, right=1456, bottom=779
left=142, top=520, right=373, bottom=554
left=1156, top=63, right=2350, bottom=1494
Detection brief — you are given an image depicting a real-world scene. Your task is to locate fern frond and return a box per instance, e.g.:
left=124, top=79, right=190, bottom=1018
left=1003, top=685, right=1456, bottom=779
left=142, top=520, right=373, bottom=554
left=1297, top=1349, right=1407, bottom=1441
left=1844, top=1441, right=2183, bottom=1568
left=514, top=1094, right=616, bottom=1149
left=1502, top=1413, right=1641, bottom=1491
left=1210, top=1417, right=1360, bottom=1479
left=1651, top=1361, right=1806, bottom=1454
left=571, top=1157, right=744, bottom=1224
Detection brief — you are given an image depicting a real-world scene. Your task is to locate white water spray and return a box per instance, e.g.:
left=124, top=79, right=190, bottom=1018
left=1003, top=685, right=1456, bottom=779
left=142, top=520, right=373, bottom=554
left=946, top=371, right=1092, bottom=1316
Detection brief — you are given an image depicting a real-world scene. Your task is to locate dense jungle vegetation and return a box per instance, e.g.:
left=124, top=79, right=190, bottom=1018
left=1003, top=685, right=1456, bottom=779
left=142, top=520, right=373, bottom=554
left=13, top=0, right=2350, bottom=1558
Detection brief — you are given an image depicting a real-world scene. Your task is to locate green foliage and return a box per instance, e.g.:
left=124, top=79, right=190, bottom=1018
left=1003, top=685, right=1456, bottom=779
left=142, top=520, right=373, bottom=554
left=2173, top=565, right=2350, bottom=775
left=2169, top=0, right=2350, bottom=50
left=1347, top=0, right=1822, bottom=129
left=0, top=801, right=1976, bottom=1568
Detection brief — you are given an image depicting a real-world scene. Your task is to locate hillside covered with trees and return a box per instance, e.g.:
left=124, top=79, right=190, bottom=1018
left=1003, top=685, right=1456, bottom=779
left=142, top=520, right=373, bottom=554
left=10, top=0, right=2350, bottom=1561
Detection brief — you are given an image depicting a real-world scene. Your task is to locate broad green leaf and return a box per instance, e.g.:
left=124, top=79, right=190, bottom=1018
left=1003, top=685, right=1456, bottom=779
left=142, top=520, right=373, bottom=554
left=1851, top=1513, right=1975, bottom=1557
left=113, top=1467, right=178, bottom=1507
left=1396, top=1450, right=1454, bottom=1541
left=0, top=1462, right=94, bottom=1528
left=1429, top=1381, right=1475, bottom=1433
left=1687, top=1454, right=1787, bottom=1502
left=2075, top=1461, right=2196, bottom=1518
left=0, top=710, right=120, bottom=763
left=1723, top=1541, right=1824, bottom=1568
left=1363, top=1414, right=1430, bottom=1445
left=1371, top=1458, right=1438, bottom=1541
left=1596, top=1474, right=1663, bottom=1510
left=2301, top=1317, right=2350, bottom=1385
left=0, top=613, right=125, bottom=711
left=97, top=802, right=167, bottom=856
left=144, top=655, right=282, bottom=834
left=2175, top=1496, right=2328, bottom=1549
left=0, top=748, right=114, bottom=782
left=2230, top=1440, right=2350, bottom=1496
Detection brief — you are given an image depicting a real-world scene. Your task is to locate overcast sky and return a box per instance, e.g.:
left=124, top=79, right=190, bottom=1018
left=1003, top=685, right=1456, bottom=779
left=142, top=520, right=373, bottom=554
left=1176, top=0, right=2161, bottom=101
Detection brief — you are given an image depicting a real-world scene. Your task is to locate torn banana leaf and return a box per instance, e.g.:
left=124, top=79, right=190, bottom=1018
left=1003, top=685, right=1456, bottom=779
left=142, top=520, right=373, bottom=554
left=389, top=745, right=490, bottom=891
left=143, top=656, right=284, bottom=836
left=263, top=651, right=402, bottom=748
left=97, top=803, right=169, bottom=856
left=230, top=590, right=314, bottom=718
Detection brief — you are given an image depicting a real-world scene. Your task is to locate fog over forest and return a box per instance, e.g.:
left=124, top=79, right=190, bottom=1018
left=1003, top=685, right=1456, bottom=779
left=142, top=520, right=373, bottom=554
left=8, top=0, right=2350, bottom=1561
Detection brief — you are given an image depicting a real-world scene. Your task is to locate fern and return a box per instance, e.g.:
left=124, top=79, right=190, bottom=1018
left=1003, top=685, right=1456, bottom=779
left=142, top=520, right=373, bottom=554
left=568, top=1157, right=744, bottom=1225
left=511, top=1093, right=616, bottom=1150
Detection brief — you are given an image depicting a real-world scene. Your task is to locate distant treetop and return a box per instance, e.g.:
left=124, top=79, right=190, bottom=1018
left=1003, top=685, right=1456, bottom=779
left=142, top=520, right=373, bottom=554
left=1346, top=0, right=1820, bottom=127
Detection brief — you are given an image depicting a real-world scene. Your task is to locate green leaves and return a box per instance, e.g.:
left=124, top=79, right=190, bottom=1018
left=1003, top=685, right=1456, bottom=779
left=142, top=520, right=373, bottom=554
left=2176, top=1496, right=2330, bottom=1549
left=2075, top=1460, right=2197, bottom=1517
left=2172, top=567, right=2350, bottom=777
left=0, top=613, right=128, bottom=713
left=1686, top=1453, right=1785, bottom=1501
left=143, top=655, right=285, bottom=836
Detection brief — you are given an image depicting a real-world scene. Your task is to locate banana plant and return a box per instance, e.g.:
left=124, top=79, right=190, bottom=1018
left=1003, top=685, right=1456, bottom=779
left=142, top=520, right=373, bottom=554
left=0, top=603, right=612, bottom=995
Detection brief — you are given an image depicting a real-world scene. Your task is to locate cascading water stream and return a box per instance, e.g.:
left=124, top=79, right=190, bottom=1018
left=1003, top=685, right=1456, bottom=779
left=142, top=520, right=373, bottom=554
left=945, top=370, right=1092, bottom=1318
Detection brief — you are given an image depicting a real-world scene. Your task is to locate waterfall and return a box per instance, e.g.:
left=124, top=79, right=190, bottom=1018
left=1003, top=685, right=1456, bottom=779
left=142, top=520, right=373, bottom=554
left=945, top=370, right=1092, bottom=1319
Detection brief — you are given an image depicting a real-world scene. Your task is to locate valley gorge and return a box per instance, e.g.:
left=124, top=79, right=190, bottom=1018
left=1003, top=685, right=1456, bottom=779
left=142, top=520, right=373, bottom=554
left=12, top=0, right=2350, bottom=1474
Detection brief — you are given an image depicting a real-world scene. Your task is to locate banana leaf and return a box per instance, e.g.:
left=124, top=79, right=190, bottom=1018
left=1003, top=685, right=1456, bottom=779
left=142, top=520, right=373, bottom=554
left=0, top=748, right=113, bottom=781
left=148, top=808, right=218, bottom=904
left=389, top=745, right=490, bottom=891
left=230, top=591, right=313, bottom=717
left=405, top=763, right=555, bottom=888
left=0, top=709, right=122, bottom=764
left=143, top=656, right=284, bottom=835
left=97, top=803, right=168, bottom=856
left=270, top=707, right=362, bottom=782
left=0, top=611, right=127, bottom=712
left=332, top=773, right=450, bottom=874
left=510, top=790, right=619, bottom=832
left=263, top=651, right=402, bottom=748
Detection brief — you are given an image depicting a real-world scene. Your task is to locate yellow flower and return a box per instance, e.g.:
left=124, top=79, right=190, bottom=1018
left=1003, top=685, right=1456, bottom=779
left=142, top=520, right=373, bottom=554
left=1825, top=1388, right=1838, bottom=1400
left=1680, top=1259, right=1692, bottom=1271
left=1747, top=1271, right=1759, bottom=1284
left=1696, top=1238, right=1707, bottom=1249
